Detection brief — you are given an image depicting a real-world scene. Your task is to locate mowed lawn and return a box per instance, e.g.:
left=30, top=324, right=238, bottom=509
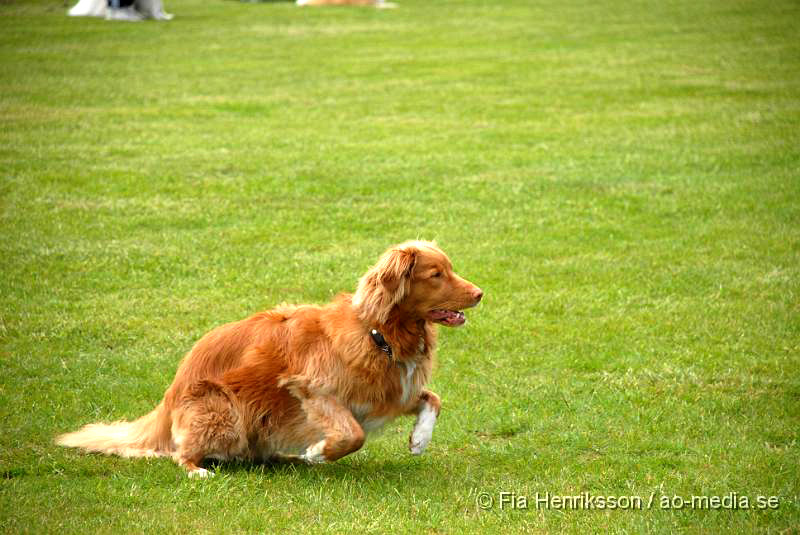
left=1, top=0, right=799, bottom=532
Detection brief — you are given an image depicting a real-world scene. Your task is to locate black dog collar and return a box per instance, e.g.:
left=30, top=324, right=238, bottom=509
left=370, top=329, right=393, bottom=359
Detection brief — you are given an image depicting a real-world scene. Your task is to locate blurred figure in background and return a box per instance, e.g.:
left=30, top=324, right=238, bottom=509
left=68, top=0, right=173, bottom=20
left=105, top=0, right=144, bottom=21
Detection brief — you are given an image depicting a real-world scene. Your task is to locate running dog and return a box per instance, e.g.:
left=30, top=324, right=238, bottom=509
left=57, top=241, right=483, bottom=477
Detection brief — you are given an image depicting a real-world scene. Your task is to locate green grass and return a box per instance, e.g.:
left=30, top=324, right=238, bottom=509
left=1, top=0, right=799, bottom=532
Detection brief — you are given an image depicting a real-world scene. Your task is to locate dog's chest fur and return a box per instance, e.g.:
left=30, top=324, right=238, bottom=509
left=349, top=344, right=430, bottom=432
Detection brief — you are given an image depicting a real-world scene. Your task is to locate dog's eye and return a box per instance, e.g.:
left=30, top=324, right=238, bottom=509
left=432, top=272, right=442, bottom=278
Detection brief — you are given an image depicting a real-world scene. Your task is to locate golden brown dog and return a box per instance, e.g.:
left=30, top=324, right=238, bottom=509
left=56, top=241, right=483, bottom=477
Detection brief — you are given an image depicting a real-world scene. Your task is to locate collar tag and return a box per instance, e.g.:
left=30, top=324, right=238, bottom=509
left=370, top=329, right=393, bottom=359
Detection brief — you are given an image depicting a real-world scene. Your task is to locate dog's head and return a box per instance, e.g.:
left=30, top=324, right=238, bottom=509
left=353, top=241, right=483, bottom=326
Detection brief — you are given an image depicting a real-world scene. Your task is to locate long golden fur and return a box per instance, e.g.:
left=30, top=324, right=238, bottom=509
left=56, top=241, right=483, bottom=477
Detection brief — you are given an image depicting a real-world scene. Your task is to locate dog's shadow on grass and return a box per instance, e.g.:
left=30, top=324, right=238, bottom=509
left=207, top=454, right=440, bottom=487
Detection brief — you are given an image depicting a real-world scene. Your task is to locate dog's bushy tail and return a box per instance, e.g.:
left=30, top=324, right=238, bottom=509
left=55, top=402, right=172, bottom=458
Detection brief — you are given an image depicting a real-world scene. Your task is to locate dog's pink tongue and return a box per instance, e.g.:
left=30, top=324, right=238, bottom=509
left=428, top=309, right=466, bottom=326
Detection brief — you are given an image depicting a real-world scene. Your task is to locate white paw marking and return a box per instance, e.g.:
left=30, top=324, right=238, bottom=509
left=301, top=439, right=327, bottom=464
left=188, top=467, right=214, bottom=478
left=409, top=403, right=437, bottom=455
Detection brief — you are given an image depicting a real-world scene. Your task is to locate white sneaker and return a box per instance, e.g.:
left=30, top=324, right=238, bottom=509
left=105, top=6, right=145, bottom=21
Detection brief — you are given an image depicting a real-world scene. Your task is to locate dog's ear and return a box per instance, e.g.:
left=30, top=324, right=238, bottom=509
left=353, top=245, right=417, bottom=324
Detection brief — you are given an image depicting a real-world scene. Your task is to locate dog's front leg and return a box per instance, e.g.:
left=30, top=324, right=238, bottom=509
left=408, top=390, right=441, bottom=455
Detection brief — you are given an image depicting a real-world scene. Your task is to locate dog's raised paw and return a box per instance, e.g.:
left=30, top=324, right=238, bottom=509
left=408, top=403, right=437, bottom=455
left=409, top=437, right=428, bottom=455
left=409, top=427, right=432, bottom=455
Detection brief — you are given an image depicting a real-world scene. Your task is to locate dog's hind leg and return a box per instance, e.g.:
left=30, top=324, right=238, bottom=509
left=300, top=395, right=365, bottom=463
left=281, top=379, right=365, bottom=463
left=171, top=380, right=248, bottom=477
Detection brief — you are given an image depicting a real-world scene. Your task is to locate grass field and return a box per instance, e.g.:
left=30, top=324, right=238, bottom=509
left=1, top=0, right=799, bottom=532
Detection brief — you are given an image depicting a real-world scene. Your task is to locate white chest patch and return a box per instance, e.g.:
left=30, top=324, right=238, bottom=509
left=399, top=360, right=417, bottom=405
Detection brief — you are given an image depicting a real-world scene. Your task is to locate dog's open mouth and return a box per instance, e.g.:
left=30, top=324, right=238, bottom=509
left=428, top=309, right=466, bottom=327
